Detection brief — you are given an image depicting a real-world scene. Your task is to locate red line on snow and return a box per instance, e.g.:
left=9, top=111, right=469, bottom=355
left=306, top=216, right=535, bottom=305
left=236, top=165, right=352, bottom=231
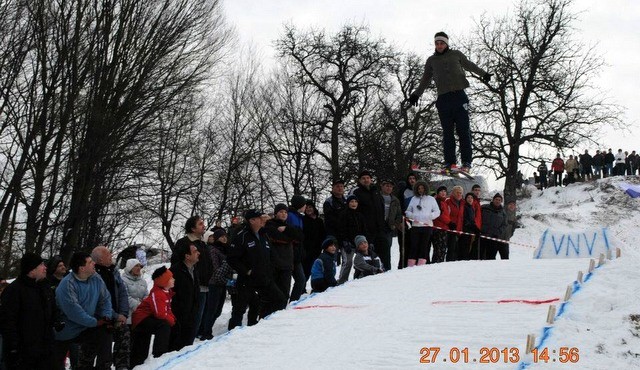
left=293, top=304, right=361, bottom=310
left=432, top=298, right=560, bottom=305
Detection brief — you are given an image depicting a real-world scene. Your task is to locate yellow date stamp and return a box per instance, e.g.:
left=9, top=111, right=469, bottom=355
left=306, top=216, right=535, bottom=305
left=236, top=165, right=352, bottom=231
left=419, top=346, right=580, bottom=364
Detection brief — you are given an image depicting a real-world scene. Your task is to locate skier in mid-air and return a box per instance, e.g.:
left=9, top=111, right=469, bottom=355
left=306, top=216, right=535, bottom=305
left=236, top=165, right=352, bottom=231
left=409, top=31, right=491, bottom=173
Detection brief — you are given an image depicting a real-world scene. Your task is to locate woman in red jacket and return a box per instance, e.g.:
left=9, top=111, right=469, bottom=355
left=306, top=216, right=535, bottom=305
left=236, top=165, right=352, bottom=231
left=431, top=186, right=451, bottom=262
left=130, top=266, right=176, bottom=367
left=445, top=186, right=464, bottom=261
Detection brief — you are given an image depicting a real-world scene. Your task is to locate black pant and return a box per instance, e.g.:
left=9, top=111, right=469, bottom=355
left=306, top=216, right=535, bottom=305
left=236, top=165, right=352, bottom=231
left=436, top=90, right=472, bottom=166
left=409, top=227, right=432, bottom=261
left=273, top=268, right=292, bottom=301
left=170, top=320, right=194, bottom=352
left=258, top=281, right=287, bottom=318
left=553, top=171, right=563, bottom=186
left=485, top=239, right=509, bottom=260
left=228, top=287, right=260, bottom=330
left=372, top=233, right=391, bottom=271
left=457, top=234, right=473, bottom=260
left=446, top=233, right=458, bottom=261
left=52, top=326, right=113, bottom=370
left=130, top=317, right=172, bottom=367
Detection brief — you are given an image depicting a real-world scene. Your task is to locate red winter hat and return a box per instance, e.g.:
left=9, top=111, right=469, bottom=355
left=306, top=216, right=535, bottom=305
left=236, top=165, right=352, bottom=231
left=152, top=266, right=173, bottom=288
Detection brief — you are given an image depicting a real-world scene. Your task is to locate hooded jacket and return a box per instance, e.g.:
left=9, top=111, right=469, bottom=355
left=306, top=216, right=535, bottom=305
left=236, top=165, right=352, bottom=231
left=405, top=181, right=440, bottom=227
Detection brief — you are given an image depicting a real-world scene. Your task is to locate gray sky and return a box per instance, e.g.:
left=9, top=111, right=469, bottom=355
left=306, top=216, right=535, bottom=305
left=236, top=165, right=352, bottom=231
left=223, top=0, right=640, bottom=183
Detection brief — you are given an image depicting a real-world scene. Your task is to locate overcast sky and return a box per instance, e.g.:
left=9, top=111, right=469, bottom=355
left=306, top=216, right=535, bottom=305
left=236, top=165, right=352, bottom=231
left=223, top=0, right=640, bottom=182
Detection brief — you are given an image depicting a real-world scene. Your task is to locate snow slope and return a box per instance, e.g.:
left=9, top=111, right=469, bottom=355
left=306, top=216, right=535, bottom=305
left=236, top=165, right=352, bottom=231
left=136, top=176, right=640, bottom=370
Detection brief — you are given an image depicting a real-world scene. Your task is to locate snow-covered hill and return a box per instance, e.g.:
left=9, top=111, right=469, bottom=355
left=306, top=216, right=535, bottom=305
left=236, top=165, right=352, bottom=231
left=135, top=176, right=640, bottom=370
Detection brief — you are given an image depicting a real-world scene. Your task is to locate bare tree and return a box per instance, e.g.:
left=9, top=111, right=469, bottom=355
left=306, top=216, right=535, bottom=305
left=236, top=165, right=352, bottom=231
left=463, top=0, right=621, bottom=197
left=275, top=24, right=394, bottom=182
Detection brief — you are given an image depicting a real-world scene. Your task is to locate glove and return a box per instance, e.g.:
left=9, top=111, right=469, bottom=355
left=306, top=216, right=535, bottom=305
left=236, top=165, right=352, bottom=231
left=409, top=94, right=419, bottom=106
left=482, top=73, right=492, bottom=83
left=448, top=222, right=456, bottom=231
left=96, top=318, right=109, bottom=327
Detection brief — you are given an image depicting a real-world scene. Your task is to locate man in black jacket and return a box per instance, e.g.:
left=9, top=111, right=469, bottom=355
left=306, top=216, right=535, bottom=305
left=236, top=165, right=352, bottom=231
left=170, top=242, right=200, bottom=351
left=172, top=215, right=212, bottom=340
left=481, top=194, right=508, bottom=260
left=0, top=253, right=55, bottom=369
left=352, top=170, right=390, bottom=271
left=227, top=209, right=286, bottom=330
left=322, top=179, right=346, bottom=238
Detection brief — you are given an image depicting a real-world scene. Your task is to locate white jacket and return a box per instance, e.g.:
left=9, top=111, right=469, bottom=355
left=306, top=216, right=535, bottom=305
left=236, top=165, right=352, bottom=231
left=405, top=195, right=440, bottom=227
left=615, top=151, right=625, bottom=165
left=121, top=271, right=148, bottom=324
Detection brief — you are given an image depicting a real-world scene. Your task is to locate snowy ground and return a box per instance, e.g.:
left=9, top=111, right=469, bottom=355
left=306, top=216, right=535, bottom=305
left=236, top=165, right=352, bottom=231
left=135, top=176, right=640, bottom=370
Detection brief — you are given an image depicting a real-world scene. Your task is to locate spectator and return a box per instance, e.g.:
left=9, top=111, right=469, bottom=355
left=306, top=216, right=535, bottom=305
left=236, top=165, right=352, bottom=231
left=397, top=172, right=418, bottom=269
left=352, top=170, right=390, bottom=272
left=198, top=229, right=229, bottom=340
left=565, top=155, right=578, bottom=184
left=445, top=185, right=465, bottom=262
left=460, top=193, right=481, bottom=260
left=632, top=150, right=640, bottom=175
left=353, top=235, right=384, bottom=279
left=46, top=255, right=67, bottom=290
left=322, top=179, right=347, bottom=239
left=604, top=148, right=615, bottom=177
left=265, top=203, right=300, bottom=302
left=214, top=257, right=259, bottom=331
left=92, top=246, right=130, bottom=370
left=227, top=209, right=286, bottom=329
left=481, top=194, right=508, bottom=260
left=470, top=184, right=484, bottom=259
left=173, top=215, right=211, bottom=341
left=551, top=153, right=565, bottom=186
left=580, top=150, right=593, bottom=180
left=537, top=160, right=548, bottom=189
left=405, top=180, right=440, bottom=266
left=302, top=200, right=326, bottom=288
left=53, top=251, right=113, bottom=370
left=592, top=149, right=604, bottom=179
left=625, top=151, right=633, bottom=175
left=504, top=199, right=518, bottom=243
left=0, top=253, right=55, bottom=369
left=380, top=179, right=403, bottom=270
left=130, top=267, right=176, bottom=367
left=614, top=149, right=625, bottom=176
left=287, top=195, right=307, bottom=302
left=431, top=186, right=451, bottom=263
left=121, top=259, right=147, bottom=326
left=170, top=242, right=200, bottom=351
left=337, top=195, right=367, bottom=284
left=310, top=237, right=339, bottom=293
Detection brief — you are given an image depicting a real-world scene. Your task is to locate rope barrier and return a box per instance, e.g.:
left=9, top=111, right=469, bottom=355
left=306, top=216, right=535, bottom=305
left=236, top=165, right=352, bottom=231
left=403, top=216, right=538, bottom=249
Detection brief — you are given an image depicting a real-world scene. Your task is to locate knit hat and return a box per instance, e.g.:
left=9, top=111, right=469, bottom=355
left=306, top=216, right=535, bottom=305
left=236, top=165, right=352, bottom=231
left=321, top=237, right=337, bottom=250
left=434, top=31, right=449, bottom=45
left=346, top=194, right=358, bottom=203
left=125, top=258, right=142, bottom=273
left=47, top=255, right=64, bottom=274
left=274, top=203, right=288, bottom=214
left=212, top=228, right=227, bottom=240
left=290, top=195, right=307, bottom=210
left=152, top=266, right=173, bottom=287
left=493, top=193, right=503, bottom=200
left=436, top=185, right=447, bottom=194
left=358, top=170, right=372, bottom=179
left=332, top=179, right=345, bottom=186
left=354, top=235, right=368, bottom=248
left=20, top=252, right=43, bottom=276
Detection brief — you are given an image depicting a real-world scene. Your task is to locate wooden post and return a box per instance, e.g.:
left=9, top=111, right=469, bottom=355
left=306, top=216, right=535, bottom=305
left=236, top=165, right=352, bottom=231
left=546, top=305, right=557, bottom=325
left=588, top=259, right=595, bottom=273
left=598, top=253, right=606, bottom=266
left=526, top=334, right=536, bottom=354
left=607, top=249, right=612, bottom=260
left=577, top=271, right=583, bottom=284
left=564, top=285, right=572, bottom=301
left=616, top=248, right=621, bottom=258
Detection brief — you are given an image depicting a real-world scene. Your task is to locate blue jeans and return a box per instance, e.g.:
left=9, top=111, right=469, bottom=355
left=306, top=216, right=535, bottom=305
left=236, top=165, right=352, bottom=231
left=192, top=290, right=207, bottom=338
left=436, top=90, right=472, bottom=166
left=198, top=285, right=226, bottom=338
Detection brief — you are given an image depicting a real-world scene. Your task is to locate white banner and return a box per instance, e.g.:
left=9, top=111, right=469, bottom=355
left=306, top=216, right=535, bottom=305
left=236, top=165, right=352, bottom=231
left=534, top=228, right=617, bottom=259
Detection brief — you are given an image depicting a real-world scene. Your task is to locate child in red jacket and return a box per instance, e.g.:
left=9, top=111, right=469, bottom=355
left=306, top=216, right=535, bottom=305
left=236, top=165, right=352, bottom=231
left=130, top=266, right=175, bottom=367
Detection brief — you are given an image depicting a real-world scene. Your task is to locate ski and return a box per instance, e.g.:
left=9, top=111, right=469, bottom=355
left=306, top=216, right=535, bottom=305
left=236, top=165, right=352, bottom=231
left=412, top=167, right=475, bottom=180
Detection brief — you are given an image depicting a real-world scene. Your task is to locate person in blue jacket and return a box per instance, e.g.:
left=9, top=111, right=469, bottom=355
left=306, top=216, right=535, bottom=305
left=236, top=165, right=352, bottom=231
left=52, top=251, right=114, bottom=370
left=310, top=238, right=338, bottom=293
